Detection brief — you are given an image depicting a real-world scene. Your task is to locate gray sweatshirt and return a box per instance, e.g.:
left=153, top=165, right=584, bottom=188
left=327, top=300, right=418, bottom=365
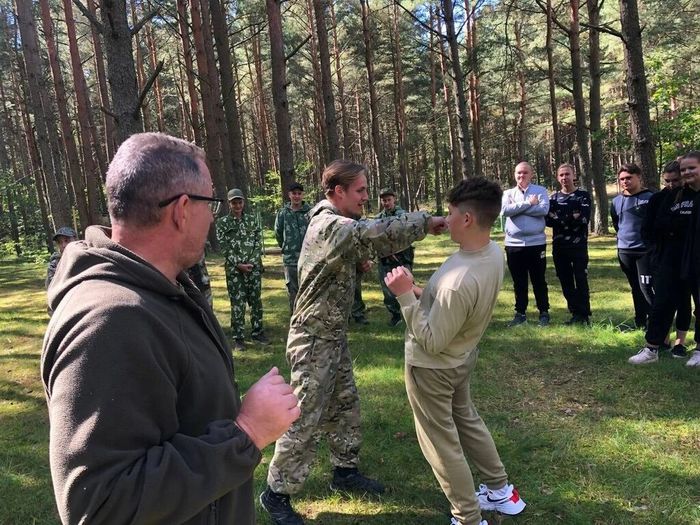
left=501, top=184, right=550, bottom=246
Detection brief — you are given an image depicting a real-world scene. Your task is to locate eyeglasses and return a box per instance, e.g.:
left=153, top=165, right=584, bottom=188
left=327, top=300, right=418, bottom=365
left=158, top=194, right=224, bottom=215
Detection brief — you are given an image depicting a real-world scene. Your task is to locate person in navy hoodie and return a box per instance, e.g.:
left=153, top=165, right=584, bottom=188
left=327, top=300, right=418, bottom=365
left=611, top=163, right=655, bottom=329
left=546, top=163, right=592, bottom=325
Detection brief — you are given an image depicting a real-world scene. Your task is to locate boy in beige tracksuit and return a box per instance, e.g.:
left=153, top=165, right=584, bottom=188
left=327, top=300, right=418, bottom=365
left=385, top=177, right=526, bottom=525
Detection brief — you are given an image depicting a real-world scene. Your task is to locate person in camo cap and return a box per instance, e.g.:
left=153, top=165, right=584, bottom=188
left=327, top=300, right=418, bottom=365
left=216, top=188, right=269, bottom=350
left=259, top=159, right=447, bottom=525
left=46, top=226, right=77, bottom=290
left=274, top=182, right=311, bottom=313
left=375, top=187, right=415, bottom=327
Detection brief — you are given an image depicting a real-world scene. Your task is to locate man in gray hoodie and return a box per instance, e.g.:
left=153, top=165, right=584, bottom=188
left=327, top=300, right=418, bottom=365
left=501, top=161, right=551, bottom=327
left=42, top=133, right=300, bottom=525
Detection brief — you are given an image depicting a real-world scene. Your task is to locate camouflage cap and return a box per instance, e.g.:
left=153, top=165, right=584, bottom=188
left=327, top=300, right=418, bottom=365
left=227, top=188, right=245, bottom=201
left=379, top=187, right=396, bottom=197
left=53, top=226, right=77, bottom=240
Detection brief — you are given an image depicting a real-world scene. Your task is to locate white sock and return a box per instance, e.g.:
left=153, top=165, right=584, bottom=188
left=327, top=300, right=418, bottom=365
left=488, top=483, right=510, bottom=498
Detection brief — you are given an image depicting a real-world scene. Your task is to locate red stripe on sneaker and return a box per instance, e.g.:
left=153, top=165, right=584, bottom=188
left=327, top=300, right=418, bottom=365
left=510, top=488, right=520, bottom=502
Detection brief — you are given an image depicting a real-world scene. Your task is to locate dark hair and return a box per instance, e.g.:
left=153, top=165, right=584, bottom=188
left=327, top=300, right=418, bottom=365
left=322, top=159, right=367, bottom=195
left=682, top=150, right=700, bottom=162
left=618, top=163, right=642, bottom=176
left=106, top=133, right=207, bottom=226
left=662, top=160, right=680, bottom=176
left=446, top=177, right=503, bottom=229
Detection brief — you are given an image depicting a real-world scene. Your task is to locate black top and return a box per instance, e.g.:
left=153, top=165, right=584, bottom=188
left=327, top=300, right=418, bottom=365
left=546, top=189, right=591, bottom=248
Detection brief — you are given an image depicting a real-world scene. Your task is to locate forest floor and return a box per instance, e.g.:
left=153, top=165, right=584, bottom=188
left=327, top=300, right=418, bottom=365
left=1, top=232, right=699, bottom=525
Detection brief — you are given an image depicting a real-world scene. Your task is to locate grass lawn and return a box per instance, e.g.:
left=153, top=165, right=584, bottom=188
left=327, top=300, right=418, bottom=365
left=1, top=232, right=699, bottom=524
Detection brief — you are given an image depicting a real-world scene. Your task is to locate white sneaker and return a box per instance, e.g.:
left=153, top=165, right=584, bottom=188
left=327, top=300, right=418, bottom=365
left=475, top=483, right=526, bottom=515
left=686, top=350, right=700, bottom=367
left=449, top=519, right=487, bottom=525
left=628, top=347, right=658, bottom=365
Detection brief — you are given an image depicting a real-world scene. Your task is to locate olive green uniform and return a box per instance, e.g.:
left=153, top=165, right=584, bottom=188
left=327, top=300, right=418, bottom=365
left=376, top=204, right=415, bottom=318
left=275, top=202, right=311, bottom=312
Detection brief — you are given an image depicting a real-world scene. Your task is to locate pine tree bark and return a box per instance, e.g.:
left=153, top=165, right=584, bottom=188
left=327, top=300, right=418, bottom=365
left=391, top=3, right=410, bottom=208
left=514, top=19, right=527, bottom=160
left=130, top=0, right=151, bottom=130
left=176, top=0, right=202, bottom=145
left=568, top=0, right=592, bottom=194
left=38, top=0, right=91, bottom=230
left=438, top=24, right=461, bottom=184
left=15, top=0, right=72, bottom=228
left=587, top=0, right=609, bottom=233
left=266, top=0, right=295, bottom=192
left=465, top=0, right=482, bottom=177
left=442, top=0, right=474, bottom=179
left=429, top=5, right=442, bottom=215
left=313, top=0, right=339, bottom=162
left=209, top=0, right=247, bottom=192
left=329, top=2, right=352, bottom=158
left=246, top=32, right=271, bottom=178
left=360, top=0, right=385, bottom=185
left=619, top=0, right=657, bottom=188
left=545, top=0, right=562, bottom=168
left=99, top=0, right=143, bottom=142
left=145, top=22, right=165, bottom=132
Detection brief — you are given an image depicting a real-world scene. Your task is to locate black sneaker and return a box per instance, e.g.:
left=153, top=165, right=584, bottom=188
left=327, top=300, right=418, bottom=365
left=259, top=487, right=304, bottom=525
left=251, top=332, right=270, bottom=346
left=330, top=468, right=385, bottom=495
left=232, top=339, right=245, bottom=351
left=538, top=312, right=550, bottom=327
left=507, top=313, right=527, bottom=327
left=671, top=344, right=688, bottom=359
left=388, top=314, right=403, bottom=327
left=564, top=315, right=590, bottom=326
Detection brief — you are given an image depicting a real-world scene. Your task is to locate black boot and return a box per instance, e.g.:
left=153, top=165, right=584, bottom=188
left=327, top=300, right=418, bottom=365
left=259, top=486, right=304, bottom=525
left=330, top=467, right=385, bottom=495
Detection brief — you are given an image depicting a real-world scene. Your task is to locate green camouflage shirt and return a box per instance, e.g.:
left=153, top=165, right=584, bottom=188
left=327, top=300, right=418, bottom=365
left=291, top=199, right=430, bottom=339
left=216, top=213, right=262, bottom=270
left=46, top=252, right=61, bottom=290
left=376, top=204, right=415, bottom=267
left=274, top=202, right=312, bottom=266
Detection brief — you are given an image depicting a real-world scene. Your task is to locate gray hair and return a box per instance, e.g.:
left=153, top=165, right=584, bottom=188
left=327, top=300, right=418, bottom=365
left=106, top=132, right=207, bottom=226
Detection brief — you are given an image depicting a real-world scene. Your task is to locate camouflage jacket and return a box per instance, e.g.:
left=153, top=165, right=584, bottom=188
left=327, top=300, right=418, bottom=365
left=291, top=200, right=430, bottom=339
left=216, top=213, right=262, bottom=271
left=186, top=255, right=211, bottom=293
left=274, top=202, right=312, bottom=266
left=375, top=205, right=415, bottom=267
left=46, top=252, right=61, bottom=290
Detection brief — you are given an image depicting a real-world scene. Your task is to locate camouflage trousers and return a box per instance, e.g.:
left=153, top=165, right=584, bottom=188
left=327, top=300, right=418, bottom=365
left=283, top=265, right=299, bottom=314
left=351, top=272, right=366, bottom=320
left=267, top=326, right=362, bottom=495
left=225, top=267, right=263, bottom=340
left=378, top=261, right=413, bottom=317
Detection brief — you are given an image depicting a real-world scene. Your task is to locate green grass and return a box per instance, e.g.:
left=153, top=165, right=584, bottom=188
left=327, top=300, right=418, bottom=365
left=1, top=234, right=699, bottom=524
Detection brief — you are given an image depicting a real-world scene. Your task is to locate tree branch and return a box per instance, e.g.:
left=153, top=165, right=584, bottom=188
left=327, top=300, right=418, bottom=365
left=394, top=0, right=444, bottom=40
left=133, top=60, right=164, bottom=118
left=533, top=0, right=570, bottom=35
left=100, top=105, right=119, bottom=121
left=581, top=21, right=625, bottom=42
left=131, top=7, right=160, bottom=36
left=72, top=0, right=104, bottom=34
left=285, top=34, right=311, bottom=62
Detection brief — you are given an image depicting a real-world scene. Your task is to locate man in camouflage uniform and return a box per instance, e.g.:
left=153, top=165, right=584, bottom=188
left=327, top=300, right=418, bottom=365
left=216, top=188, right=268, bottom=350
left=46, top=226, right=77, bottom=290
left=376, top=188, right=415, bottom=326
left=260, top=160, right=447, bottom=525
left=275, top=182, right=311, bottom=313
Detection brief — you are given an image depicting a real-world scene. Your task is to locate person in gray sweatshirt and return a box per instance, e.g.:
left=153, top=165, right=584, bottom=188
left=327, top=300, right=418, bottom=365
left=501, top=161, right=551, bottom=326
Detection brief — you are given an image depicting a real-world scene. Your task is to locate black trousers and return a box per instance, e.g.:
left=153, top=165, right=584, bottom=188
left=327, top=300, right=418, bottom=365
left=646, top=259, right=698, bottom=345
left=505, top=244, right=549, bottom=315
left=617, top=250, right=654, bottom=327
left=552, top=246, right=591, bottom=318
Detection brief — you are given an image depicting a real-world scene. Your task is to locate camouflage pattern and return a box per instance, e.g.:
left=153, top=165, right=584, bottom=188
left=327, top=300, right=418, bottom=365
left=376, top=204, right=415, bottom=316
left=216, top=213, right=264, bottom=339
left=290, top=200, right=429, bottom=339
left=275, top=202, right=312, bottom=267
left=267, top=326, right=361, bottom=494
left=46, top=252, right=61, bottom=290
left=186, top=256, right=213, bottom=308
left=266, top=200, right=430, bottom=493
left=275, top=202, right=311, bottom=312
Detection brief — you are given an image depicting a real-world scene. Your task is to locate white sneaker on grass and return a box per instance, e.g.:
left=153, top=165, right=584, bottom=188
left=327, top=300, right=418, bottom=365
left=686, top=350, right=700, bottom=367
left=449, top=518, right=488, bottom=525
left=628, top=346, right=658, bottom=365
left=475, top=483, right=526, bottom=515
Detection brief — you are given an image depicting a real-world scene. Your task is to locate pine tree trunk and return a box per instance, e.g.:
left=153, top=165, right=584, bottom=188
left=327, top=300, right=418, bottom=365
left=16, top=0, right=72, bottom=228
left=63, top=0, right=103, bottom=224
left=360, top=0, right=385, bottom=184
left=587, top=0, right=609, bottom=233
left=313, top=0, right=339, bottom=162
left=248, top=31, right=271, bottom=178
left=619, top=0, right=657, bottom=188
left=329, top=2, right=352, bottom=159
left=209, top=0, right=247, bottom=192
left=38, top=0, right=91, bottom=231
left=429, top=5, right=442, bottom=215
left=465, top=0, right=482, bottom=177
left=130, top=0, right=151, bottom=130
left=442, top=0, right=474, bottom=179
left=391, top=3, right=410, bottom=208
left=145, top=23, right=165, bottom=132
left=546, top=0, right=562, bottom=169
left=514, top=19, right=527, bottom=160
left=176, top=0, right=202, bottom=145
left=266, top=0, right=295, bottom=192
left=438, top=27, right=461, bottom=184
left=568, top=0, right=593, bottom=194
left=99, top=0, right=143, bottom=142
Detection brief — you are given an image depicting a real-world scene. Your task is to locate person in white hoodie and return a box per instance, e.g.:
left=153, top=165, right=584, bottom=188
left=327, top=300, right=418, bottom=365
left=501, top=162, right=551, bottom=327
